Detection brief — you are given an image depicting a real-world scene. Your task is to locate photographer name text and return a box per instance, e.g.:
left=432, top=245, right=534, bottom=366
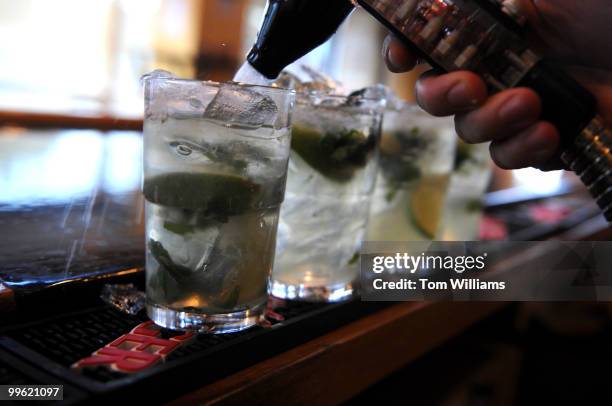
left=369, top=252, right=506, bottom=291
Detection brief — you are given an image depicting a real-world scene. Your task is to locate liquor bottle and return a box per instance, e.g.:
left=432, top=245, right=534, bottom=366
left=245, top=0, right=612, bottom=222
left=431, top=15, right=469, bottom=61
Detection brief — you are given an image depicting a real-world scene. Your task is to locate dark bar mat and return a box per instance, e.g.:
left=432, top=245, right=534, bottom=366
left=0, top=298, right=389, bottom=405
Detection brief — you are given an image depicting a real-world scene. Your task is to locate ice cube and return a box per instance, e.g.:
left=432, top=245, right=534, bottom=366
left=174, top=227, right=221, bottom=272
left=299, top=65, right=344, bottom=94
left=203, top=83, right=279, bottom=129
left=202, top=245, right=240, bottom=281
left=141, top=69, right=177, bottom=83
left=100, top=283, right=145, bottom=315
left=143, top=69, right=211, bottom=121
left=148, top=206, right=221, bottom=273
left=275, top=71, right=300, bottom=91
left=276, top=64, right=345, bottom=95
left=346, top=84, right=394, bottom=107
left=200, top=245, right=242, bottom=308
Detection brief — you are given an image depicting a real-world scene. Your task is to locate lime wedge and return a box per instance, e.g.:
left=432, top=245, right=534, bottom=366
left=410, top=175, right=449, bottom=239
left=291, top=125, right=373, bottom=182
left=143, top=172, right=260, bottom=215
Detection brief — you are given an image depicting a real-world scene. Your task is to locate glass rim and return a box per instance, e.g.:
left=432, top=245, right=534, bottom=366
left=142, top=73, right=296, bottom=95
left=296, top=90, right=385, bottom=102
left=295, top=91, right=387, bottom=111
left=386, top=100, right=427, bottom=113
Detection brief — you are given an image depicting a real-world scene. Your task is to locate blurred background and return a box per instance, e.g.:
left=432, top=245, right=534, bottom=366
left=0, top=0, right=608, bottom=246
left=0, top=0, right=406, bottom=116
left=0, top=0, right=582, bottom=218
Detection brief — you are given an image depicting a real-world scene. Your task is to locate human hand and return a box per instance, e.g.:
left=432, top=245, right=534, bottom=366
left=382, top=0, right=612, bottom=171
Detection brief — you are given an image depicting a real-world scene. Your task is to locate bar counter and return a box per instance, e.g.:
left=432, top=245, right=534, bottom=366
left=1, top=126, right=609, bottom=404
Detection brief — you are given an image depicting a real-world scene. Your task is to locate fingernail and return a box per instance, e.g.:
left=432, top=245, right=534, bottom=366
left=382, top=35, right=392, bottom=59
left=386, top=45, right=404, bottom=72
left=499, top=95, right=532, bottom=125
left=447, top=82, right=477, bottom=108
left=384, top=37, right=404, bottom=73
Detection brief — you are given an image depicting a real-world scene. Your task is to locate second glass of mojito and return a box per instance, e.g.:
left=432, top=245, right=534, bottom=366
left=271, top=92, right=384, bottom=302
left=366, top=103, right=456, bottom=241
left=142, top=71, right=294, bottom=333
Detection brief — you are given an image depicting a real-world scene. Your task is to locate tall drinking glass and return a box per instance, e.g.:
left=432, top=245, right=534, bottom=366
left=441, top=140, right=492, bottom=241
left=142, top=71, right=294, bottom=333
left=271, top=93, right=384, bottom=302
left=367, top=104, right=455, bottom=240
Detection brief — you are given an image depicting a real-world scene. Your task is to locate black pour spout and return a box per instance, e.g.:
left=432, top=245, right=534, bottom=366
left=246, top=0, right=355, bottom=80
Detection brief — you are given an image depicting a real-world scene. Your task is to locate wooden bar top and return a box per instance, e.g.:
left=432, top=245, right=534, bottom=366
left=168, top=301, right=505, bottom=405
left=0, top=110, right=143, bottom=131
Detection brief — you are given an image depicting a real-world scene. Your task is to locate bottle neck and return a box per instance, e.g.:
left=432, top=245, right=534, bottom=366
left=247, top=0, right=354, bottom=79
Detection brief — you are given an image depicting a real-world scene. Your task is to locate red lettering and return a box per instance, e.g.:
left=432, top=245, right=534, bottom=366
left=132, top=321, right=161, bottom=337
left=76, top=347, right=160, bottom=372
left=73, top=321, right=195, bottom=373
left=109, top=333, right=179, bottom=355
left=170, top=332, right=195, bottom=342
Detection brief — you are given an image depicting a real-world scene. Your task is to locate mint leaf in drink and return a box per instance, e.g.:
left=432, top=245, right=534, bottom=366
left=382, top=161, right=421, bottom=184
left=465, top=199, right=483, bottom=212
left=148, top=265, right=185, bottom=305
left=379, top=127, right=427, bottom=184
left=291, top=125, right=375, bottom=182
left=143, top=172, right=261, bottom=216
left=454, top=139, right=473, bottom=170
left=385, top=182, right=400, bottom=203
left=148, top=238, right=192, bottom=282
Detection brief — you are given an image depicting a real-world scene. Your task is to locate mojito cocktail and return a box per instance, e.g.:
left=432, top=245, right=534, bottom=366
left=367, top=104, right=455, bottom=240
left=271, top=93, right=383, bottom=302
left=441, top=140, right=492, bottom=241
left=143, top=71, right=294, bottom=333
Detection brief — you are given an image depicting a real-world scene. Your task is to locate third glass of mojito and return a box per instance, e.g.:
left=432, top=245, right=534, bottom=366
left=366, top=103, right=455, bottom=241
left=271, top=92, right=384, bottom=302
left=440, top=140, right=492, bottom=241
